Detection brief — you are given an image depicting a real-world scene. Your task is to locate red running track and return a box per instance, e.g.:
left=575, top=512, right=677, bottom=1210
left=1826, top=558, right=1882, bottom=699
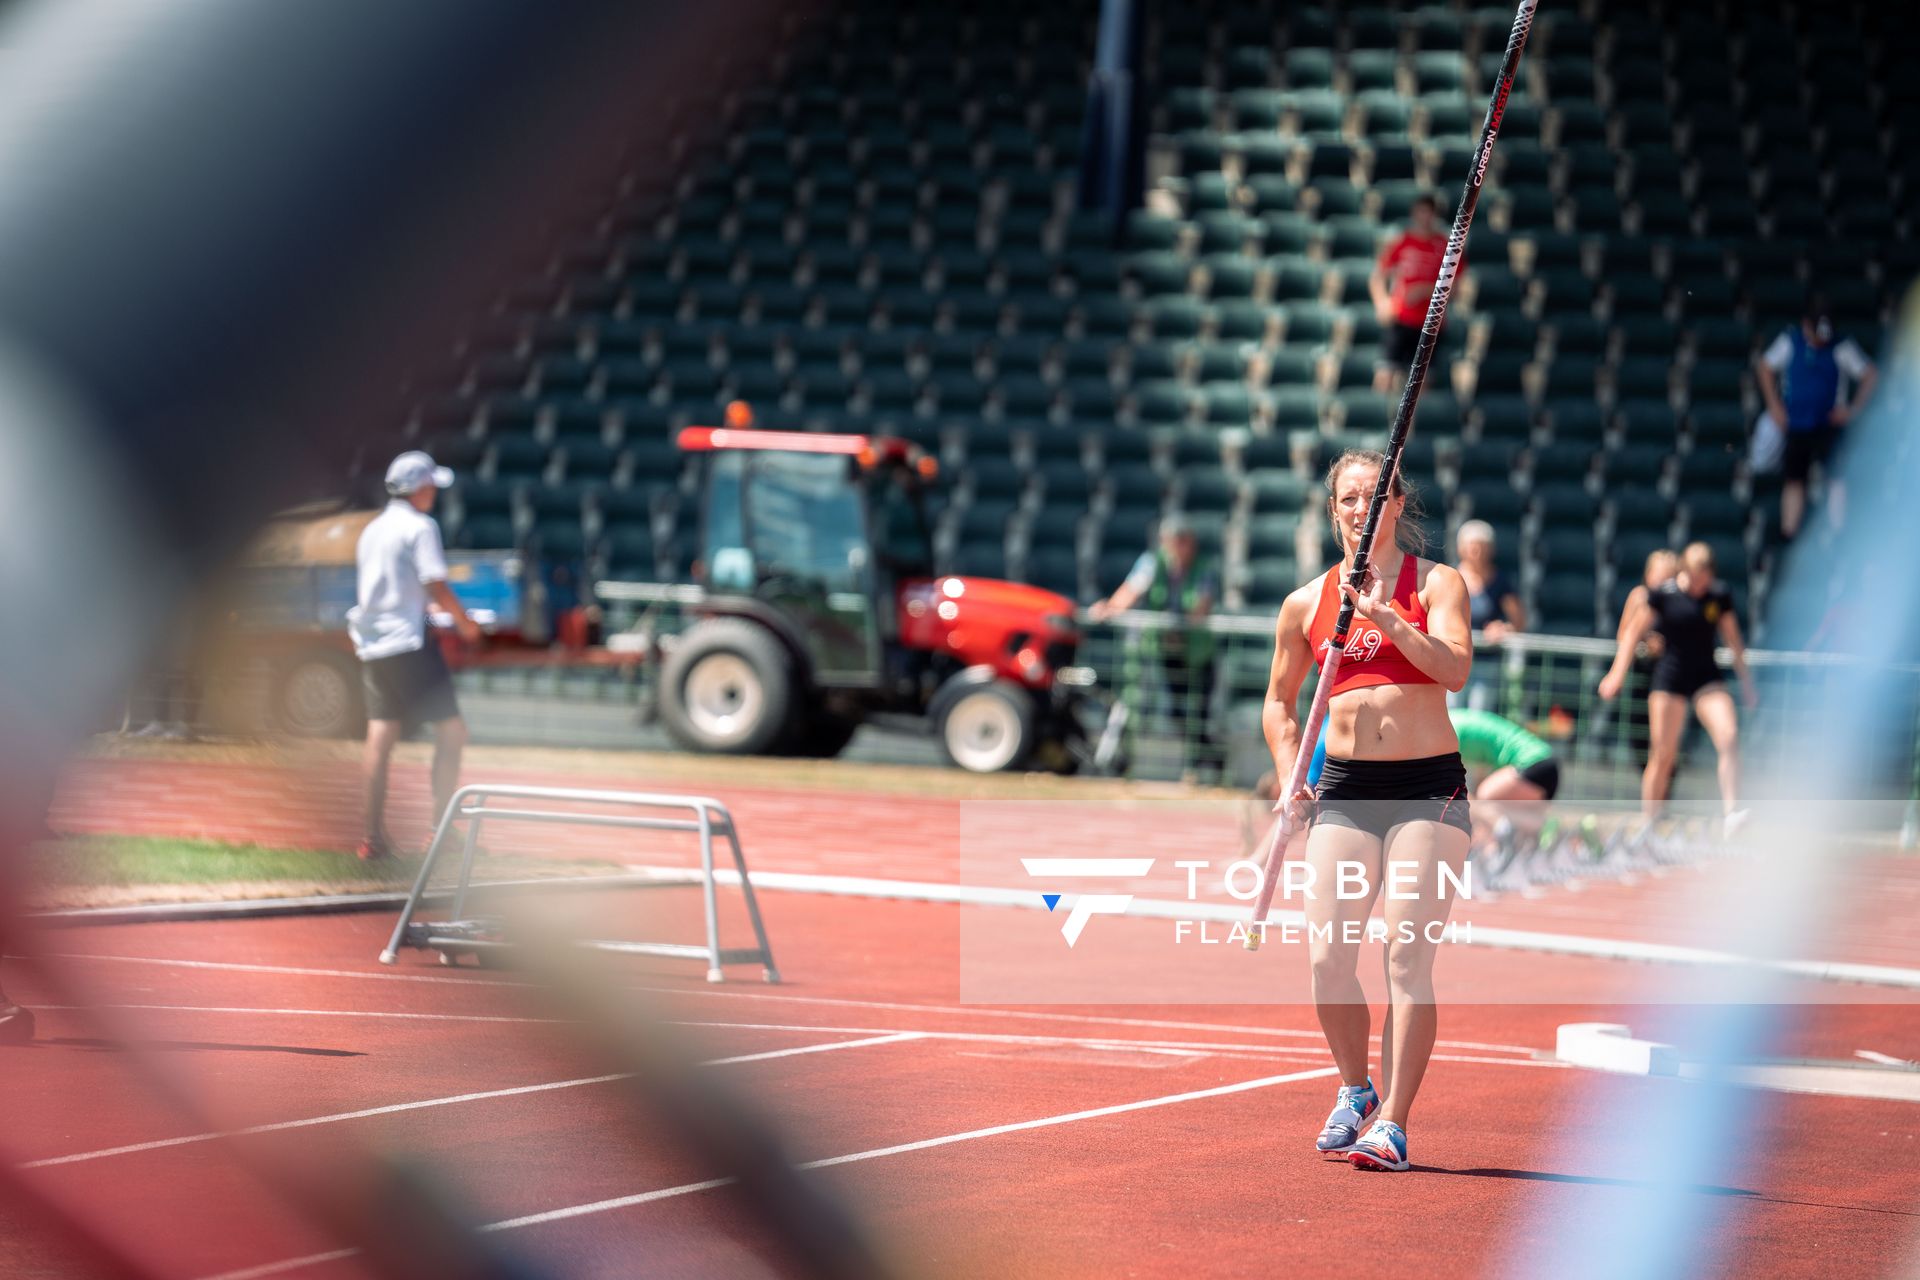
left=49, top=753, right=1920, bottom=972
left=7, top=887, right=1920, bottom=1279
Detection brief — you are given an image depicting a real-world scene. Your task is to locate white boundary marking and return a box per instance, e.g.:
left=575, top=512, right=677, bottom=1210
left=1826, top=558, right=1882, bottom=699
left=35, top=1003, right=565, bottom=1025
left=1018, top=858, right=1155, bottom=877
left=30, top=956, right=1539, bottom=1055
left=1855, top=1049, right=1916, bottom=1067
left=21, top=1005, right=1558, bottom=1073
left=23, top=1033, right=918, bottom=1170
left=663, top=1019, right=1559, bottom=1071
left=202, top=1066, right=1339, bottom=1280
left=203, top=1248, right=361, bottom=1280
left=34, top=952, right=509, bottom=986
left=631, top=865, right=1920, bottom=990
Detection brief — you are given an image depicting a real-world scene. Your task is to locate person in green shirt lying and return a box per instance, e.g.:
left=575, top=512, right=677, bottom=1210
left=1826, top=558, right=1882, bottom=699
left=1449, top=707, right=1563, bottom=857
left=1449, top=707, right=1559, bottom=803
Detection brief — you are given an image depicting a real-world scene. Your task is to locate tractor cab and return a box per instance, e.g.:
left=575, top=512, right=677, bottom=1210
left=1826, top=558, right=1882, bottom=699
left=651, top=420, right=1113, bottom=772
left=679, top=426, right=934, bottom=693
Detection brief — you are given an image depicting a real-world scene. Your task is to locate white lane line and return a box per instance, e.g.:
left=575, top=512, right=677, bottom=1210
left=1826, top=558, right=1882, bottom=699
left=1018, top=858, right=1156, bottom=877
left=707, top=1031, right=922, bottom=1067
left=1087, top=1044, right=1207, bottom=1058
left=477, top=1177, right=738, bottom=1234
left=22, top=1073, right=630, bottom=1169
left=1855, top=1049, right=1918, bottom=1067
left=672, top=1019, right=1333, bottom=1059
left=202, top=1247, right=361, bottom=1280
left=36, top=952, right=509, bottom=986
left=202, top=1065, right=1340, bottom=1280
left=35, top=1003, right=1542, bottom=1061
left=664, top=1020, right=1562, bottom=1071
left=26, top=956, right=1541, bottom=1056
left=631, top=865, right=1920, bottom=990
left=636, top=993, right=1537, bottom=1058
left=23, top=1033, right=918, bottom=1170
left=497, top=1065, right=1341, bottom=1232
left=34, top=1003, right=562, bottom=1025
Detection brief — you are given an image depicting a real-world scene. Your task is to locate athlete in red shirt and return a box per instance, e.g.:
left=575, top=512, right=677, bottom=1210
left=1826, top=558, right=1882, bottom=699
left=1262, top=449, right=1473, bottom=1171
left=1369, top=194, right=1449, bottom=394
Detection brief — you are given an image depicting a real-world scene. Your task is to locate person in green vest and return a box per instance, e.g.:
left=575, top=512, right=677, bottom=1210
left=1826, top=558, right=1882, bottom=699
left=1091, top=518, right=1223, bottom=782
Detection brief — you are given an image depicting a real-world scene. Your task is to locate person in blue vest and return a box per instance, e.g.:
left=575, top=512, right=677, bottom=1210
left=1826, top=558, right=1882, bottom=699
left=1091, top=517, right=1223, bottom=782
left=1756, top=292, right=1877, bottom=540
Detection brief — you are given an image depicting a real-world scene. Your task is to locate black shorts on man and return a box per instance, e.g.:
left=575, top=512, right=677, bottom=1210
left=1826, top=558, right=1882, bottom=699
left=1780, top=426, right=1837, bottom=484
left=362, top=641, right=459, bottom=726
left=1380, top=320, right=1423, bottom=370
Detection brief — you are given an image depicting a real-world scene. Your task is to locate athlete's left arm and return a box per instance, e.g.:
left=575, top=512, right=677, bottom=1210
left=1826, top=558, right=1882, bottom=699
left=1718, top=608, right=1758, bottom=709
left=1366, top=561, right=1473, bottom=691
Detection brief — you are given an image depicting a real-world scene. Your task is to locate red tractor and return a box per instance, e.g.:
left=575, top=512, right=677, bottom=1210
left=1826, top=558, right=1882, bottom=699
left=605, top=425, right=1120, bottom=773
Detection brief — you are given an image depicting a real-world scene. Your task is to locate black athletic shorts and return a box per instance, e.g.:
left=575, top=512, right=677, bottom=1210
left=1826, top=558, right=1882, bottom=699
left=1517, top=756, right=1561, bottom=800
left=1781, top=427, right=1837, bottom=483
left=362, top=641, right=459, bottom=726
left=1650, top=656, right=1725, bottom=700
left=1314, top=752, right=1471, bottom=840
left=1381, top=320, right=1422, bottom=370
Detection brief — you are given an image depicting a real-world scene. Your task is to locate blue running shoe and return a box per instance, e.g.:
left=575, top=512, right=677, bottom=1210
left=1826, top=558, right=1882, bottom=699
left=1348, top=1119, right=1410, bottom=1171
left=1313, top=1079, right=1379, bottom=1152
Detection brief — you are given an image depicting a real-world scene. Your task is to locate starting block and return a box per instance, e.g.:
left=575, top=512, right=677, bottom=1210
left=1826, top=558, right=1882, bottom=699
left=378, top=783, right=778, bottom=984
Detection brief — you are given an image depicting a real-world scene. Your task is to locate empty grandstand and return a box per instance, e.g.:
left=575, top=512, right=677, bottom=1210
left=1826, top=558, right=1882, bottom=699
left=377, top=0, right=1915, bottom=647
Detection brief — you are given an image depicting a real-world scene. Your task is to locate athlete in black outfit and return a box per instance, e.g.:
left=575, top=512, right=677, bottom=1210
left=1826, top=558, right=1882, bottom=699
left=1600, top=543, right=1756, bottom=830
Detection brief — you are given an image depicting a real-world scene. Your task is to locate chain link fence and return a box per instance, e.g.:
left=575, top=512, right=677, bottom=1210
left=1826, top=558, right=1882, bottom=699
left=117, top=597, right=1920, bottom=834
left=1079, top=610, right=1920, bottom=818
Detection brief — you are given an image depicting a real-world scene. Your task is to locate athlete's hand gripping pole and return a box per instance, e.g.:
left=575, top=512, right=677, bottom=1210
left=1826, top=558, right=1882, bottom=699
left=1245, top=0, right=1536, bottom=952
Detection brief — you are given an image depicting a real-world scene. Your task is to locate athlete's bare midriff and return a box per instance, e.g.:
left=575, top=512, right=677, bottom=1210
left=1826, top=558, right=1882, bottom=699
left=1323, top=681, right=1459, bottom=761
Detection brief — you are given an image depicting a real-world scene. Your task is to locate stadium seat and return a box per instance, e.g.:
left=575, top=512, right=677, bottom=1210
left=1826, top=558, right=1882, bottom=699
left=1604, top=444, right=1672, bottom=489
left=1236, top=468, right=1313, bottom=514
left=1244, top=513, right=1302, bottom=559
left=1534, top=575, right=1599, bottom=635
left=1241, top=560, right=1301, bottom=608
left=1533, top=482, right=1601, bottom=530
left=1533, top=442, right=1596, bottom=487
left=384, top=0, right=1919, bottom=644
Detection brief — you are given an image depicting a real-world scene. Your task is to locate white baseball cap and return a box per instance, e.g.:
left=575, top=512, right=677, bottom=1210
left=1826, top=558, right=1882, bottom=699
left=385, top=450, right=455, bottom=495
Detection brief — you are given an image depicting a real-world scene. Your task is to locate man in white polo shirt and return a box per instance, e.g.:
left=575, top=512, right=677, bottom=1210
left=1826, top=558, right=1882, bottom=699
left=348, top=451, right=483, bottom=860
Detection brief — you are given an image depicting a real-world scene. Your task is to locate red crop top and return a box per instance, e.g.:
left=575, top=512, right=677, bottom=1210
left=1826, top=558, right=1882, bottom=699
left=1308, top=554, right=1439, bottom=696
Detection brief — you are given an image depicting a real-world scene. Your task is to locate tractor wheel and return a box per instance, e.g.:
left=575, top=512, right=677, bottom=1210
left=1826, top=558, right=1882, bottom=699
left=658, top=619, right=795, bottom=755
left=273, top=649, right=365, bottom=738
left=936, top=679, right=1037, bottom=773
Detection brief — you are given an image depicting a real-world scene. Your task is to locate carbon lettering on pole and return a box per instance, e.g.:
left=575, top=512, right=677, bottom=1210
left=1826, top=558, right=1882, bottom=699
left=1242, top=0, right=1536, bottom=949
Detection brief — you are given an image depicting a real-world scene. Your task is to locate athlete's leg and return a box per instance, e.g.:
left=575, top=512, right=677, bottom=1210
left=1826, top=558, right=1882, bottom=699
left=1643, top=691, right=1688, bottom=819
left=1375, top=817, right=1472, bottom=1129
left=1691, top=685, right=1741, bottom=815
left=1301, top=820, right=1385, bottom=1088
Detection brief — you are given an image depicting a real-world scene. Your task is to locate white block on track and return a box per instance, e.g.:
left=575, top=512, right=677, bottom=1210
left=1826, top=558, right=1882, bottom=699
left=1554, top=1022, right=1680, bottom=1076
